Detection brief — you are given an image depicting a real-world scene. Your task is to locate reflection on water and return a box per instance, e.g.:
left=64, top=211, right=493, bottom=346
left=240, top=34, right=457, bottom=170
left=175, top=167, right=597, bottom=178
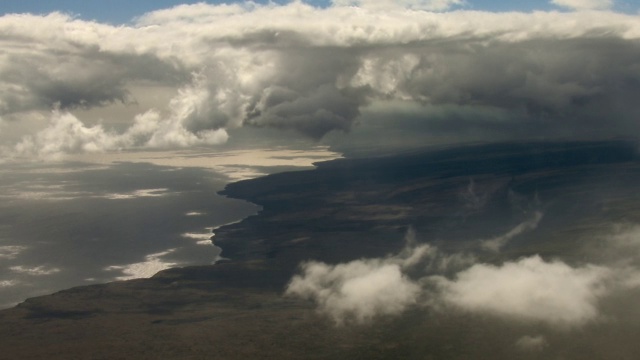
left=105, top=248, right=179, bottom=281
left=0, top=146, right=341, bottom=308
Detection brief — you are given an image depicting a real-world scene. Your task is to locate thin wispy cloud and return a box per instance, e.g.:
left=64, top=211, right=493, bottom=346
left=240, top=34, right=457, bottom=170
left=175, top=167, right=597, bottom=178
left=331, top=0, right=465, bottom=11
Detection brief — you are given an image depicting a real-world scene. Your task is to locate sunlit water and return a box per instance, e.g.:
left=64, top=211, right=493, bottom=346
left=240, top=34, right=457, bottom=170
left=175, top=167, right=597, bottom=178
left=0, top=146, right=341, bottom=308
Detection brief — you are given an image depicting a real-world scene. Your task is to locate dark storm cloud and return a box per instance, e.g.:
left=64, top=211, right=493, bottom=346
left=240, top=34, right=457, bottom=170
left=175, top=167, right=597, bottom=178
left=347, top=36, right=640, bottom=139
left=202, top=28, right=640, bottom=139
left=1, top=5, right=640, bottom=159
left=0, top=26, right=187, bottom=116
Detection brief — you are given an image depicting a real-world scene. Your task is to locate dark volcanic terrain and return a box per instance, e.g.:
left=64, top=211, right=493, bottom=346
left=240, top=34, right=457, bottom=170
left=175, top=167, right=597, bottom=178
left=2, top=140, right=640, bottom=359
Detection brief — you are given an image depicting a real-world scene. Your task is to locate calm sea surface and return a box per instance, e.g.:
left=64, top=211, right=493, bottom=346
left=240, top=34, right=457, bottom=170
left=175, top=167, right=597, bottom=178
left=0, top=147, right=341, bottom=308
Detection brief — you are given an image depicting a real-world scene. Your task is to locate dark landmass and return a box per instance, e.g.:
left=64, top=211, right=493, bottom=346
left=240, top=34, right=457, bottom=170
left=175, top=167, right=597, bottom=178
left=2, top=140, right=640, bottom=359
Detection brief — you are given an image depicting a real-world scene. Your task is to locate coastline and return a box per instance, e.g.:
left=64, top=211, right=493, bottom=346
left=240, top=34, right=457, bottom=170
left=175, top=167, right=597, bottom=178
left=3, top=140, right=640, bottom=359
left=210, top=217, right=257, bottom=263
left=0, top=146, right=342, bottom=309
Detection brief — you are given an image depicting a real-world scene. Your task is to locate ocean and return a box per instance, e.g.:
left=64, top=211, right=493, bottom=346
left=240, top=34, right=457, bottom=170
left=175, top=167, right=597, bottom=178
left=0, top=146, right=341, bottom=308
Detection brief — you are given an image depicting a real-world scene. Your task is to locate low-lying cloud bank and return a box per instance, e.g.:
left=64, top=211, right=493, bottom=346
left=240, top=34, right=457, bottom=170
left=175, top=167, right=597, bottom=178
left=1, top=3, right=640, bottom=160
left=433, top=255, right=609, bottom=325
left=286, top=221, right=640, bottom=327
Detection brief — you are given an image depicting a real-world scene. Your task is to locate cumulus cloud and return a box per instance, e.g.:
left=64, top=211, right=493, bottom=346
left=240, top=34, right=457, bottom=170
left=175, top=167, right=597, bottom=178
left=12, top=111, right=119, bottom=160
left=331, top=0, right=465, bottom=11
left=433, top=256, right=610, bottom=325
left=287, top=248, right=615, bottom=326
left=588, top=224, right=640, bottom=286
left=1, top=4, right=640, bottom=159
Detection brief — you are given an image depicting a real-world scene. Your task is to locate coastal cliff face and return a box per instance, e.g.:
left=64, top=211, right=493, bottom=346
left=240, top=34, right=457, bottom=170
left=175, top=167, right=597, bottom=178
left=2, top=141, right=640, bottom=359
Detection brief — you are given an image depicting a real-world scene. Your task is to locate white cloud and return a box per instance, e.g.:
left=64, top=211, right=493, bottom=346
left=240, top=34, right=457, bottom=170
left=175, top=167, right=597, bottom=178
left=13, top=111, right=119, bottom=161
left=288, top=224, right=640, bottom=326
left=10, top=265, right=61, bottom=276
left=2, top=4, right=640, bottom=160
left=185, top=211, right=205, bottom=216
left=551, top=0, right=613, bottom=10
left=105, top=249, right=178, bottom=280
left=433, top=255, right=610, bottom=325
left=605, top=224, right=640, bottom=253
left=287, top=260, right=421, bottom=324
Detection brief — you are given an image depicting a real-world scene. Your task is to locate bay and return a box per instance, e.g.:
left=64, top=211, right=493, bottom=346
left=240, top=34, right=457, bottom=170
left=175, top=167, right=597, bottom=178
left=0, top=146, right=341, bottom=308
